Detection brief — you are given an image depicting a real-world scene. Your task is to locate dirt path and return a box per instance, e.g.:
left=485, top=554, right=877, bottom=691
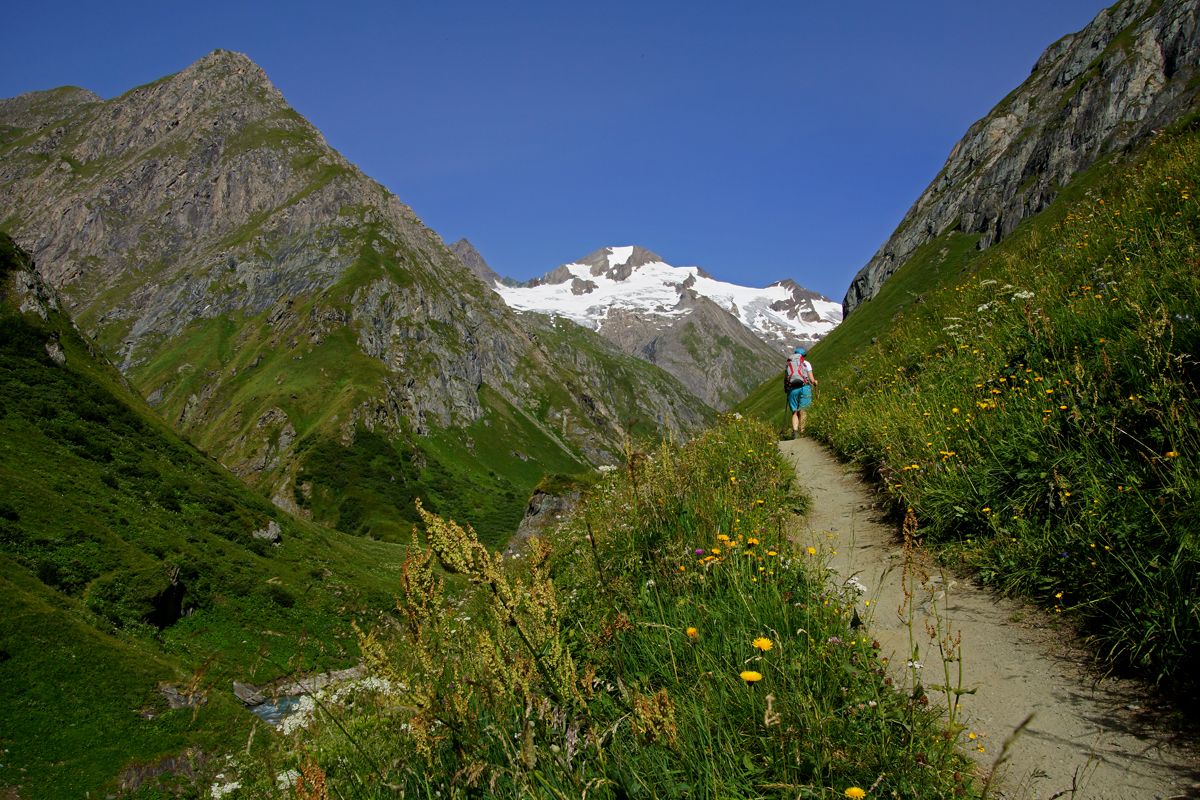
left=780, top=437, right=1200, bottom=800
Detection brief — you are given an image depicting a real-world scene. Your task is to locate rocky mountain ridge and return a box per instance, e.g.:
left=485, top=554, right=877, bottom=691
left=0, top=50, right=712, bottom=541
left=844, top=0, right=1200, bottom=316
left=449, top=238, right=505, bottom=286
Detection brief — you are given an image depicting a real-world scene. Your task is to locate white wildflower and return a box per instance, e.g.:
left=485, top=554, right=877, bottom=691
left=278, top=695, right=316, bottom=735
left=211, top=779, right=241, bottom=799
left=276, top=770, right=301, bottom=790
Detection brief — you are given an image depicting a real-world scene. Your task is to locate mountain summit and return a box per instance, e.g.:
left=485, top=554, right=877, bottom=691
left=498, top=246, right=840, bottom=351
left=491, top=245, right=841, bottom=408
left=0, top=51, right=712, bottom=542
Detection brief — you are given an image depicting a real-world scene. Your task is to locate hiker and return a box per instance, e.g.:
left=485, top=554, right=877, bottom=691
left=784, top=346, right=817, bottom=438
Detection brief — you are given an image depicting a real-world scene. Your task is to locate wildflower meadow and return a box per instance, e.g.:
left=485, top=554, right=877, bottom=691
left=233, top=417, right=975, bottom=798
left=805, top=118, right=1200, bottom=692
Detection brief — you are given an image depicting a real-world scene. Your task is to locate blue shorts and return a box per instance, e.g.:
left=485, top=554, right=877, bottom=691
left=788, top=385, right=812, bottom=412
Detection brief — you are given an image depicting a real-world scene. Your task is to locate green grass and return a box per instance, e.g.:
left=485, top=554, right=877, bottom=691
left=291, top=385, right=590, bottom=548
left=0, top=233, right=407, bottom=798
left=741, top=118, right=1200, bottom=693
left=226, top=417, right=974, bottom=798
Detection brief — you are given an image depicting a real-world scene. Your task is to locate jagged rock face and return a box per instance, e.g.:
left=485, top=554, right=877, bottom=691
left=0, top=49, right=514, bottom=432
left=598, top=294, right=781, bottom=409
left=449, top=238, right=502, bottom=286
left=844, top=0, right=1200, bottom=317
left=0, top=50, right=711, bottom=490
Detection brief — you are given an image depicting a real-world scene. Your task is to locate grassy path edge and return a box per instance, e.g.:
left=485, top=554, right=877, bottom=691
left=781, top=436, right=1199, bottom=798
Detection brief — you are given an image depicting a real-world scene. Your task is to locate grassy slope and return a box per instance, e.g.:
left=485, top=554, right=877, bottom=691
left=0, top=234, right=405, bottom=798
left=739, top=118, right=1200, bottom=690
left=232, top=418, right=972, bottom=798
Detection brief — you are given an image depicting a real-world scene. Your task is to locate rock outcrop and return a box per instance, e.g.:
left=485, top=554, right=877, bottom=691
left=598, top=293, right=780, bottom=409
left=449, top=238, right=504, bottom=286
left=844, top=0, right=1200, bottom=316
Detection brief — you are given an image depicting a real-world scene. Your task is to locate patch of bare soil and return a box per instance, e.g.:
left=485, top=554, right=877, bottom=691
left=781, top=437, right=1200, bottom=800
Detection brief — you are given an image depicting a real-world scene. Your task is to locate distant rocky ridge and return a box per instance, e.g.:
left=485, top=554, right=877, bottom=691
left=844, top=0, right=1200, bottom=316
left=0, top=50, right=713, bottom=538
left=483, top=245, right=840, bottom=408
left=449, top=238, right=505, bottom=286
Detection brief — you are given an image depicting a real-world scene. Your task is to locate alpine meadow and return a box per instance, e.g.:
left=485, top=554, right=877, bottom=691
left=2, top=0, right=1200, bottom=798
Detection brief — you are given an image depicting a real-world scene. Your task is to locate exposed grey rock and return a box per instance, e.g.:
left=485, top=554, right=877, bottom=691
left=507, top=487, right=582, bottom=555
left=599, top=293, right=781, bottom=409
left=251, top=520, right=282, bottom=543
left=44, top=340, right=66, bottom=366
left=158, top=683, right=207, bottom=709
left=0, top=86, right=100, bottom=132
left=117, top=748, right=208, bottom=793
left=844, top=0, right=1200, bottom=317
left=580, top=245, right=663, bottom=282
left=449, top=238, right=503, bottom=286
left=12, top=267, right=60, bottom=320
left=570, top=277, right=597, bottom=295
left=231, top=407, right=296, bottom=477
left=272, top=665, right=365, bottom=696
left=232, top=680, right=266, bottom=706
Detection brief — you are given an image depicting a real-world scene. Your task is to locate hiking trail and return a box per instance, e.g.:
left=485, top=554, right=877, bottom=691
left=781, top=437, right=1200, bottom=800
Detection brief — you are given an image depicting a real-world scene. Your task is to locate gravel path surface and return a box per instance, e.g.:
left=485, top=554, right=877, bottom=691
left=781, top=436, right=1199, bottom=799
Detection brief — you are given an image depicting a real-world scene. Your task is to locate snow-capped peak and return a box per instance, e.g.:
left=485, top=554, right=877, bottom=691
left=493, top=246, right=841, bottom=352
left=607, top=246, right=635, bottom=269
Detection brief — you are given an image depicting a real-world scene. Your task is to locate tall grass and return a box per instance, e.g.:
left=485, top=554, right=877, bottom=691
left=806, top=122, right=1200, bottom=692
left=233, top=417, right=974, bottom=798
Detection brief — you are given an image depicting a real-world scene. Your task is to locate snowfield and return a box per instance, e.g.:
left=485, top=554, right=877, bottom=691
left=494, top=246, right=842, bottom=349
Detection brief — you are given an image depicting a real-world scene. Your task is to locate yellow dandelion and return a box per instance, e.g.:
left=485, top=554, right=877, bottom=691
left=1165, top=451, right=1178, bottom=458
left=806, top=546, right=817, bottom=556
left=767, top=550, right=777, bottom=557
left=686, top=627, right=699, bottom=639
left=752, top=637, right=773, bottom=652
left=717, top=534, right=730, bottom=542
left=739, top=670, right=762, bottom=684
left=844, top=788, right=867, bottom=800
left=747, top=537, right=760, bottom=545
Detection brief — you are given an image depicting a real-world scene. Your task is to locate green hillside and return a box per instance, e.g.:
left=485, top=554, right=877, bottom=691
left=739, top=117, right=1200, bottom=690
left=227, top=417, right=973, bottom=798
left=0, top=233, right=405, bottom=798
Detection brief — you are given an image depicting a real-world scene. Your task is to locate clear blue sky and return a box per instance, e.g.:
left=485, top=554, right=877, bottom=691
left=4, top=0, right=1111, bottom=300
